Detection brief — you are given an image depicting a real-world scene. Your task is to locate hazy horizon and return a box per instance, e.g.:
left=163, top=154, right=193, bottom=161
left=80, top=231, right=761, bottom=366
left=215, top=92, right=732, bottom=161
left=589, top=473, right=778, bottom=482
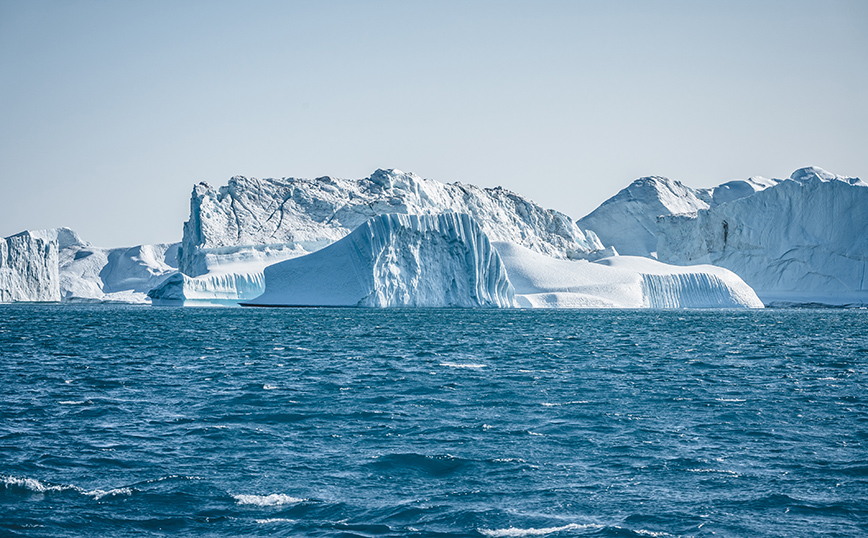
left=2, top=0, right=866, bottom=247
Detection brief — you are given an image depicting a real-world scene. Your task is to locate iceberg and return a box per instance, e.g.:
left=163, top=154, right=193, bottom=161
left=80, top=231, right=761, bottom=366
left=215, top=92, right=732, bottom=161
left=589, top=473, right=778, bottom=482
left=657, top=168, right=868, bottom=307
left=1, top=227, right=179, bottom=304
left=180, top=168, right=605, bottom=279
left=244, top=213, right=515, bottom=308
left=494, top=241, right=763, bottom=309
left=0, top=230, right=60, bottom=302
left=577, top=175, right=781, bottom=257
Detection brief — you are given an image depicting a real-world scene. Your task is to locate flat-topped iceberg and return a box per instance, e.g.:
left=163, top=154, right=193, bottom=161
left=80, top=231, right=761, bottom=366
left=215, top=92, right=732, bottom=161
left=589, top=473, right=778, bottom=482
left=244, top=213, right=515, bottom=308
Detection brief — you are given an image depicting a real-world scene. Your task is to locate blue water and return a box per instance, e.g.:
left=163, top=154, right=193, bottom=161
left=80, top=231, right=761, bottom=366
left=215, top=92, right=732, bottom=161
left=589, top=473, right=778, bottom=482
left=1, top=305, right=867, bottom=537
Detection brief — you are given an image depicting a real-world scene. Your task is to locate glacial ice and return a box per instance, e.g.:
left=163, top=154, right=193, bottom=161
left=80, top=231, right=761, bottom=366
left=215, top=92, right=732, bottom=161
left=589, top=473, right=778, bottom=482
left=0, top=230, right=60, bottom=302
left=244, top=213, right=516, bottom=308
left=180, top=168, right=605, bottom=278
left=1, top=227, right=179, bottom=304
left=577, top=174, right=781, bottom=257
left=657, top=168, right=868, bottom=306
left=494, top=241, right=763, bottom=308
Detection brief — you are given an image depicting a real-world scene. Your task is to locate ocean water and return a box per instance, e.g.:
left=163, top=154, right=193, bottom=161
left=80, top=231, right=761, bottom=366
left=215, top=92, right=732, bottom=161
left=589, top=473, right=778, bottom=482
left=1, top=305, right=866, bottom=538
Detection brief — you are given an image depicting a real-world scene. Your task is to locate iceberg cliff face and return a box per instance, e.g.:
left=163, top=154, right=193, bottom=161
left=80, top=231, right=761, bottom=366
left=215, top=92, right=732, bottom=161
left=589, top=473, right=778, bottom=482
left=494, top=241, right=762, bottom=309
left=245, top=213, right=515, bottom=308
left=657, top=168, right=868, bottom=306
left=0, top=230, right=60, bottom=302
left=180, top=169, right=604, bottom=277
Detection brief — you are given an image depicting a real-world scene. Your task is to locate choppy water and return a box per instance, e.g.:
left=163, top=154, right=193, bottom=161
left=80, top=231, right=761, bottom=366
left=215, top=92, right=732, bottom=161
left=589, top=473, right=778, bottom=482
left=1, top=305, right=867, bottom=537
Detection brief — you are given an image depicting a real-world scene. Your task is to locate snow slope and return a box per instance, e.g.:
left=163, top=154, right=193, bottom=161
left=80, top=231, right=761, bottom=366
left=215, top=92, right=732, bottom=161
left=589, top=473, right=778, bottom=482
left=577, top=175, right=781, bottom=257
left=58, top=239, right=179, bottom=303
left=494, top=241, right=762, bottom=308
left=0, top=230, right=60, bottom=302
left=244, top=213, right=515, bottom=308
left=180, top=168, right=605, bottom=277
left=658, top=168, right=868, bottom=306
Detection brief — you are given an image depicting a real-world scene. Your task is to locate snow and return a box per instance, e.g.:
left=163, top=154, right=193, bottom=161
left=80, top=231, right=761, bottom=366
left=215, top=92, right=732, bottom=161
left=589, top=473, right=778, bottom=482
left=245, top=213, right=516, bottom=308
left=0, top=230, right=60, bottom=302
left=495, top=241, right=763, bottom=309
left=576, top=176, right=710, bottom=257
left=657, top=168, right=868, bottom=307
left=577, top=174, right=783, bottom=257
left=180, top=168, right=604, bottom=277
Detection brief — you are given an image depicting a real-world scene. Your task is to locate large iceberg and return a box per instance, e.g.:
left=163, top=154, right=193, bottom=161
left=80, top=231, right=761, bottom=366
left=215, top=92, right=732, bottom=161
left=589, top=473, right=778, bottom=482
left=657, top=168, right=868, bottom=307
left=0, top=230, right=60, bottom=302
left=179, top=168, right=606, bottom=278
left=241, top=213, right=760, bottom=309
left=494, top=241, right=762, bottom=308
left=244, top=213, right=515, bottom=308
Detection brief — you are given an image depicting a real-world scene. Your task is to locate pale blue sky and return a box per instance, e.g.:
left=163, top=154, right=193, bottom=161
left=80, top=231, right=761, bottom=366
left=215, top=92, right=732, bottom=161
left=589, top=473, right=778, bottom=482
left=2, top=0, right=866, bottom=246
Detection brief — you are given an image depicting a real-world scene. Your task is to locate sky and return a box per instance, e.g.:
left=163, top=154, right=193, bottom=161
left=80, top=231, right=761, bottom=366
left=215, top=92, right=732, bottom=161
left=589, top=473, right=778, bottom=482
left=1, top=0, right=866, bottom=247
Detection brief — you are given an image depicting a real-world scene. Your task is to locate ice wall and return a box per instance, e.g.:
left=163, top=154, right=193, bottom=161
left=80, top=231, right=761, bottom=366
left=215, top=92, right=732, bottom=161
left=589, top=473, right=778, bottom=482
left=245, top=213, right=516, bottom=308
left=657, top=169, right=868, bottom=306
left=0, top=231, right=60, bottom=302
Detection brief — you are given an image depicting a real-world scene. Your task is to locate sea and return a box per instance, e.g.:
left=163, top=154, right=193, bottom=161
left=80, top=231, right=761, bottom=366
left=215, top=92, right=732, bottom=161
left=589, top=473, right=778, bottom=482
left=1, top=305, right=866, bottom=537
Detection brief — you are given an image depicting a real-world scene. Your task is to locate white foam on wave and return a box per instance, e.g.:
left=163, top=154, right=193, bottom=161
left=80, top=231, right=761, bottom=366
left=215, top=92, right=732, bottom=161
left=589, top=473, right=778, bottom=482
left=263, top=384, right=278, bottom=390
left=440, top=362, right=487, bottom=369
left=255, top=518, right=297, bottom=524
left=479, top=523, right=603, bottom=537
left=233, top=493, right=305, bottom=506
left=3, top=476, right=133, bottom=500
left=4, top=476, right=70, bottom=493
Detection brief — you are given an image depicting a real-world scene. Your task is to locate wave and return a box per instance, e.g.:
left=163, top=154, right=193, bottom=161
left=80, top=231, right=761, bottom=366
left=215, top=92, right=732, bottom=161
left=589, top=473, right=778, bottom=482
left=233, top=493, right=305, bottom=506
left=479, top=523, right=603, bottom=537
left=3, top=475, right=133, bottom=500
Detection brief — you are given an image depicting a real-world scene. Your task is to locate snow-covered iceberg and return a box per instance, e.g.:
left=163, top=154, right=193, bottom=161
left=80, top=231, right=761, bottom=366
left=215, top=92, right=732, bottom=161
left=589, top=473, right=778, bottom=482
left=494, top=241, right=762, bottom=308
left=244, top=213, right=515, bottom=308
left=49, top=229, right=178, bottom=303
left=657, top=168, right=868, bottom=307
left=1, top=230, right=60, bottom=302
left=576, top=175, right=781, bottom=257
left=180, top=168, right=605, bottom=278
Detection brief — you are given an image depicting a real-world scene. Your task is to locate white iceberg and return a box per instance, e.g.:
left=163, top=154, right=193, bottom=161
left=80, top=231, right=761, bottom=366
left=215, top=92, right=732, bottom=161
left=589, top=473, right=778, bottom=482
left=244, top=213, right=515, bottom=308
left=495, top=241, right=763, bottom=309
left=179, top=168, right=605, bottom=278
left=1, top=227, right=179, bottom=304
left=0, top=230, right=60, bottom=302
left=657, top=167, right=868, bottom=306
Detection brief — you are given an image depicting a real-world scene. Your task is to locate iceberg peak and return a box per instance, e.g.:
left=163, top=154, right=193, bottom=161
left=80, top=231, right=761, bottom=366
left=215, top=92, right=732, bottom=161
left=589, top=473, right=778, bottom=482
left=789, top=166, right=864, bottom=186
